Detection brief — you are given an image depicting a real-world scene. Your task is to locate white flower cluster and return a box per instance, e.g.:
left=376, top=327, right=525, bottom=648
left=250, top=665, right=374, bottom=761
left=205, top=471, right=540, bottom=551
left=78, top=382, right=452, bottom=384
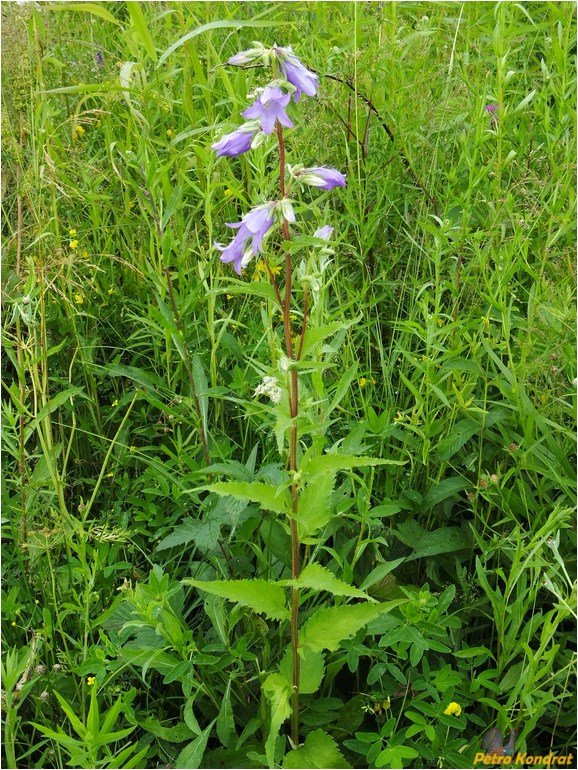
left=254, top=376, right=282, bottom=404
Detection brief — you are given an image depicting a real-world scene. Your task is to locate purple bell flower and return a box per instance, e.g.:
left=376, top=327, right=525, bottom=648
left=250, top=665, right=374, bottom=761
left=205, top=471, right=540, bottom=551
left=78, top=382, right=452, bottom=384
left=215, top=203, right=276, bottom=275
left=242, top=86, right=294, bottom=135
left=314, top=225, right=334, bottom=240
left=212, top=125, right=257, bottom=157
left=295, top=166, right=346, bottom=191
left=275, top=46, right=318, bottom=102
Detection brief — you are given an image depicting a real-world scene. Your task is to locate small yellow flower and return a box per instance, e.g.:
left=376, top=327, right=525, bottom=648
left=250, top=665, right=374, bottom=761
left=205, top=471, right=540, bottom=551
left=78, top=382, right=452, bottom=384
left=87, top=676, right=96, bottom=686
left=111, top=399, right=119, bottom=407
left=443, top=702, right=462, bottom=717
left=73, top=125, right=85, bottom=139
left=226, top=294, right=233, bottom=300
left=81, top=250, right=88, bottom=258
left=69, top=240, right=78, bottom=250
left=69, top=228, right=77, bottom=237
left=11, top=621, right=16, bottom=627
left=129, top=445, right=137, bottom=453
left=224, top=188, right=234, bottom=197
left=105, top=472, right=114, bottom=478
left=270, top=265, right=282, bottom=276
left=74, top=293, right=84, bottom=305
left=166, top=128, right=176, bottom=139
left=359, top=377, right=367, bottom=388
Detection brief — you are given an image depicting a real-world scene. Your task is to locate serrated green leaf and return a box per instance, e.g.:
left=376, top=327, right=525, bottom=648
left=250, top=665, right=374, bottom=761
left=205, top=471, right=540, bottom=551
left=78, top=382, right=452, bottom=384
left=296, top=470, right=335, bottom=539
left=263, top=673, right=292, bottom=768
left=200, top=481, right=290, bottom=515
left=283, top=728, right=351, bottom=769
left=300, top=601, right=404, bottom=653
left=183, top=579, right=290, bottom=620
left=291, top=563, right=373, bottom=601
left=156, top=518, right=222, bottom=553
left=279, top=646, right=325, bottom=695
left=297, top=455, right=403, bottom=538
left=303, top=455, right=403, bottom=476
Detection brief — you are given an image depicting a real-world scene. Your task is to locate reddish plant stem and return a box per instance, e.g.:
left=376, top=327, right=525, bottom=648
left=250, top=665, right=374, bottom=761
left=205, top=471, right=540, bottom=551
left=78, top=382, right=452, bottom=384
left=297, top=286, right=308, bottom=362
left=276, top=121, right=301, bottom=748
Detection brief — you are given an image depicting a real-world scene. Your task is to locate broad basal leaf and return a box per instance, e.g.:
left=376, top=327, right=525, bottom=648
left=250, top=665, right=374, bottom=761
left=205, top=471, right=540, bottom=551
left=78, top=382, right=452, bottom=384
left=283, top=729, right=351, bottom=769
left=263, top=673, right=292, bottom=769
left=183, top=579, right=290, bottom=621
left=300, top=601, right=404, bottom=653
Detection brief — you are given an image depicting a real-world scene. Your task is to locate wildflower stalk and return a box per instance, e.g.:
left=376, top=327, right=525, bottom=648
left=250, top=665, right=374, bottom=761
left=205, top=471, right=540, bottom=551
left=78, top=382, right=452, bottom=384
left=276, top=121, right=302, bottom=748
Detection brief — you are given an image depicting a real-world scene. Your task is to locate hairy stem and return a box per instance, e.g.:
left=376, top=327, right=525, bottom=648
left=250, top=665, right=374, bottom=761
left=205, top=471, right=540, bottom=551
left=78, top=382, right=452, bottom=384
left=277, top=122, right=301, bottom=747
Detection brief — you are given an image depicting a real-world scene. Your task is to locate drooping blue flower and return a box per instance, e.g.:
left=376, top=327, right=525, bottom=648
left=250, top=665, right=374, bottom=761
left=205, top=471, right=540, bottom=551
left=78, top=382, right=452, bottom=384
left=215, top=203, right=276, bottom=274
left=241, top=86, right=294, bottom=135
left=275, top=46, right=318, bottom=102
left=95, top=51, right=104, bottom=69
left=314, top=225, right=334, bottom=240
left=212, top=125, right=258, bottom=157
left=295, top=166, right=346, bottom=190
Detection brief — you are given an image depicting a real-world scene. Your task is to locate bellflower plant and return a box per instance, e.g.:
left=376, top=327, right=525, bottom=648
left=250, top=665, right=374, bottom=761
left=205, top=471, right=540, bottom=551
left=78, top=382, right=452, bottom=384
left=198, top=44, right=396, bottom=767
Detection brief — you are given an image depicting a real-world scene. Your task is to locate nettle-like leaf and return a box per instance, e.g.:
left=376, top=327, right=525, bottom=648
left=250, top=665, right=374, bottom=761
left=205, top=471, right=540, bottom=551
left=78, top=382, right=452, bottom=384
left=279, top=646, right=325, bottom=695
left=200, top=481, right=291, bottom=515
left=289, top=563, right=374, bottom=601
left=297, top=455, right=404, bottom=539
left=263, top=673, right=292, bottom=769
left=283, top=728, right=351, bottom=769
left=300, top=601, right=405, bottom=653
left=183, top=579, right=290, bottom=621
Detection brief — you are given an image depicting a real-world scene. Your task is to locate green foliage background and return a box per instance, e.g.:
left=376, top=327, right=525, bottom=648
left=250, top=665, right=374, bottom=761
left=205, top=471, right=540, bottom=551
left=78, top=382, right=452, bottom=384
left=1, top=1, right=576, bottom=768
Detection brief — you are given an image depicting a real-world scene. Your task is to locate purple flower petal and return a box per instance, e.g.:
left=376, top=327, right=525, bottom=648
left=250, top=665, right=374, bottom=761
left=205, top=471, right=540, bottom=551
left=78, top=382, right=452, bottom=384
left=297, top=166, right=347, bottom=191
left=216, top=203, right=276, bottom=275
left=212, top=127, right=255, bottom=157
left=275, top=47, right=318, bottom=102
left=241, top=86, right=294, bottom=136
left=314, top=226, right=334, bottom=240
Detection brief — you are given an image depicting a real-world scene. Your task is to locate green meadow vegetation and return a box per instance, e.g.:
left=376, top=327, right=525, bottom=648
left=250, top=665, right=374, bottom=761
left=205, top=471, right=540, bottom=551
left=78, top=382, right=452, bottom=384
left=1, top=1, right=576, bottom=768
